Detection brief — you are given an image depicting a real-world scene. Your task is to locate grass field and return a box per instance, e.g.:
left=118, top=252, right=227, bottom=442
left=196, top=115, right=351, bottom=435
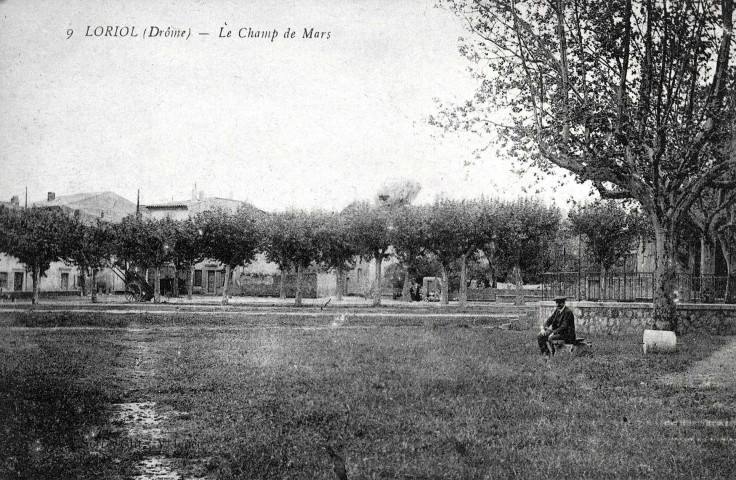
left=1, top=311, right=735, bottom=479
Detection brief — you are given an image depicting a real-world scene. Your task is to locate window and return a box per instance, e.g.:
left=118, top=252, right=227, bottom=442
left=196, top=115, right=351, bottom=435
left=61, top=272, right=69, bottom=290
left=194, top=270, right=203, bottom=287
left=0, top=272, right=7, bottom=290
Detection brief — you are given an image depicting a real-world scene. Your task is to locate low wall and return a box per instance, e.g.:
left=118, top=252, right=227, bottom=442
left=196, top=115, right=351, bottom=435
left=467, top=288, right=497, bottom=302
left=0, top=290, right=83, bottom=301
left=237, top=273, right=318, bottom=298
left=537, top=302, right=736, bottom=335
left=496, top=292, right=544, bottom=304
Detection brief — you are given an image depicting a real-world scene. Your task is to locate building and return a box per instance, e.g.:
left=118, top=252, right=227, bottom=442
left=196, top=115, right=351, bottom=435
left=0, top=191, right=139, bottom=295
left=343, top=255, right=399, bottom=298
left=143, top=193, right=279, bottom=296
left=33, top=191, right=139, bottom=223
left=145, top=195, right=249, bottom=221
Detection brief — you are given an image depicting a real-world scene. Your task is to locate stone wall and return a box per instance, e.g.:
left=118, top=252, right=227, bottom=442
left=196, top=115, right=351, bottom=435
left=236, top=273, right=318, bottom=298
left=467, top=288, right=497, bottom=302
left=537, top=301, right=736, bottom=335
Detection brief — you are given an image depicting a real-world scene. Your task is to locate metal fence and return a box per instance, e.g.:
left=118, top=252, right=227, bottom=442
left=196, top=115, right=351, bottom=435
left=541, top=272, right=730, bottom=303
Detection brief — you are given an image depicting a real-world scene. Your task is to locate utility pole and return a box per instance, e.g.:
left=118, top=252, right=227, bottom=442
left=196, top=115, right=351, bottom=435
left=24, top=186, right=27, bottom=209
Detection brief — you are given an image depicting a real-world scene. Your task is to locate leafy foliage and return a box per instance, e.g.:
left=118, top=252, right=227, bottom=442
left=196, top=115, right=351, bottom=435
left=0, top=206, right=75, bottom=302
left=66, top=218, right=116, bottom=275
left=389, top=205, right=430, bottom=274
left=172, top=217, right=207, bottom=271
left=493, top=199, right=561, bottom=280
left=343, top=201, right=392, bottom=264
left=115, top=215, right=176, bottom=270
left=262, top=210, right=320, bottom=271
left=197, top=207, right=261, bottom=269
left=435, top=0, right=736, bottom=324
left=314, top=211, right=358, bottom=272
left=568, top=200, right=646, bottom=272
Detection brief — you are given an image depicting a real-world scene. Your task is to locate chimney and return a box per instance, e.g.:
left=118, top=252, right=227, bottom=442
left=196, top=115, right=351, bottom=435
left=10, top=196, right=19, bottom=206
left=47, top=192, right=55, bottom=202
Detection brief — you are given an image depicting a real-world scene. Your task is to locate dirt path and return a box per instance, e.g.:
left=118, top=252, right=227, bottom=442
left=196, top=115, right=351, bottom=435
left=660, top=337, right=736, bottom=389
left=110, top=328, right=213, bottom=480
left=115, top=329, right=183, bottom=480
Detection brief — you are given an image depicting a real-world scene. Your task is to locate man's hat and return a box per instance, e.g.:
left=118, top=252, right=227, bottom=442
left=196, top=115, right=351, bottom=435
left=554, top=296, right=567, bottom=303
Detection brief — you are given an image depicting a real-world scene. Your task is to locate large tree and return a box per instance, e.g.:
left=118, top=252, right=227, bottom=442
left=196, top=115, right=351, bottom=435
left=425, top=199, right=498, bottom=306
left=198, top=207, right=262, bottom=305
left=344, top=201, right=392, bottom=306
left=315, top=211, right=358, bottom=301
left=494, top=199, right=561, bottom=304
left=115, top=216, right=177, bottom=303
left=568, top=200, right=645, bottom=299
left=66, top=218, right=115, bottom=303
left=172, top=217, right=207, bottom=300
left=436, top=0, right=736, bottom=329
left=0, top=206, right=75, bottom=304
left=389, top=205, right=430, bottom=302
left=689, top=187, right=736, bottom=301
left=262, top=210, right=320, bottom=306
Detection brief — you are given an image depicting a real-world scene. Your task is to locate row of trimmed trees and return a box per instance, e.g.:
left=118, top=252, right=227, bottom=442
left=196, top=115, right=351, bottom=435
left=0, top=197, right=568, bottom=306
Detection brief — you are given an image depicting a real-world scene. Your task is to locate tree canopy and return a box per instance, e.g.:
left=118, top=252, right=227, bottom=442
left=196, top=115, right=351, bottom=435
left=0, top=206, right=75, bottom=304
left=66, top=218, right=116, bottom=302
left=435, top=0, right=736, bottom=328
left=197, top=207, right=262, bottom=304
left=344, top=201, right=393, bottom=306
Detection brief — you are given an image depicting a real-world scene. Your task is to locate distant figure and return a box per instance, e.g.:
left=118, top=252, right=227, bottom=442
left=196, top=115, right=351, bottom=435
left=537, top=296, right=576, bottom=357
left=410, top=281, right=421, bottom=302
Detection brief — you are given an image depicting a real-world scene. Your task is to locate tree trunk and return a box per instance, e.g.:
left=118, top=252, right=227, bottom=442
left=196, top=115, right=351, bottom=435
left=513, top=264, right=524, bottom=305
left=335, top=267, right=344, bottom=301
left=402, top=264, right=411, bottom=302
left=172, top=264, right=179, bottom=297
left=31, top=263, right=40, bottom=305
left=221, top=264, right=231, bottom=305
left=154, top=266, right=161, bottom=303
left=279, top=267, right=286, bottom=299
left=700, top=234, right=717, bottom=303
left=187, top=266, right=194, bottom=300
left=459, top=254, right=468, bottom=308
left=440, top=263, right=449, bottom=305
left=373, top=255, right=383, bottom=307
left=91, top=268, right=98, bottom=303
left=80, top=271, right=87, bottom=297
left=652, top=220, right=678, bottom=331
left=295, top=264, right=303, bottom=306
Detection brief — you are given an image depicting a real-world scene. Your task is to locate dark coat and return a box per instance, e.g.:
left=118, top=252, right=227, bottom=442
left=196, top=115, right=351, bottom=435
left=544, top=306, right=576, bottom=343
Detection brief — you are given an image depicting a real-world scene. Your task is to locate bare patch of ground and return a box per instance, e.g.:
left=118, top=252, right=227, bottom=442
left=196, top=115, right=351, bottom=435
left=660, top=336, right=736, bottom=389
left=115, top=329, right=207, bottom=480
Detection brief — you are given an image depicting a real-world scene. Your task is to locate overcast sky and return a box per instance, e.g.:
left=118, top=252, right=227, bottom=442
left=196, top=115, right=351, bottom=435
left=0, top=0, right=590, bottom=211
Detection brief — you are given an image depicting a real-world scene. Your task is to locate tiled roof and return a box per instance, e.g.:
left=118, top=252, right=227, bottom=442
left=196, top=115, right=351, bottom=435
left=30, top=191, right=138, bottom=223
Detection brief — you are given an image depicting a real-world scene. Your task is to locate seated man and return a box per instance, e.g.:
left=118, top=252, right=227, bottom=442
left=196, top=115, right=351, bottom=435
left=538, top=296, right=576, bottom=357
